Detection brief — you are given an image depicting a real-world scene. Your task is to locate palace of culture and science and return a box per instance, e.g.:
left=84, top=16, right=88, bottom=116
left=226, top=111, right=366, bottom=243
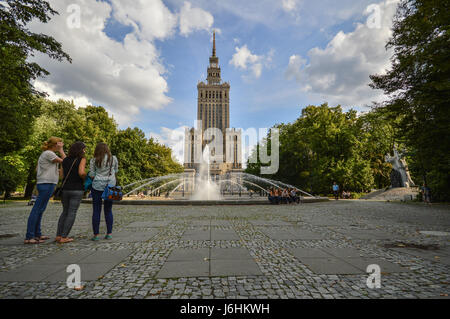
left=184, top=32, right=242, bottom=179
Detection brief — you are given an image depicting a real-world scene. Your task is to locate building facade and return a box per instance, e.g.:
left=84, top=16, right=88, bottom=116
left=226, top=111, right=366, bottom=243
left=184, top=32, right=242, bottom=177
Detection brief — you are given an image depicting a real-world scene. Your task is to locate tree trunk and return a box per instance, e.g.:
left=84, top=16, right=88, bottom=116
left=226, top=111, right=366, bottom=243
left=24, top=164, right=36, bottom=198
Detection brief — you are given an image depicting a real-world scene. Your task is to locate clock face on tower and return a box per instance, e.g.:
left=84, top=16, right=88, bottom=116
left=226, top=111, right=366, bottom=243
left=211, top=63, right=217, bottom=67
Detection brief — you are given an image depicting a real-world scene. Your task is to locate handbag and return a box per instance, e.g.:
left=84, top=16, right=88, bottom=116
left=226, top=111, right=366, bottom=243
left=53, top=158, right=77, bottom=200
left=101, top=185, right=123, bottom=201
left=101, top=157, right=122, bottom=201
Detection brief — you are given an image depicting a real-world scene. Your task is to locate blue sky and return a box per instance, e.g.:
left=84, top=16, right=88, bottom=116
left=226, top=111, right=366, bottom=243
left=30, top=0, right=399, bottom=163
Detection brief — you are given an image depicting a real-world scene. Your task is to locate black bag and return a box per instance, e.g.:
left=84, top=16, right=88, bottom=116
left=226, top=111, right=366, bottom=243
left=53, top=158, right=77, bottom=200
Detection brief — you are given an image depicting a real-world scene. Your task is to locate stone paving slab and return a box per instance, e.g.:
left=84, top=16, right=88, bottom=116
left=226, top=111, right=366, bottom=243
left=210, top=259, right=263, bottom=277
left=0, top=237, right=53, bottom=246
left=80, top=250, right=132, bottom=264
left=44, top=263, right=119, bottom=282
left=180, top=229, right=239, bottom=241
left=321, top=247, right=368, bottom=258
left=33, top=251, right=93, bottom=265
left=157, top=248, right=261, bottom=278
left=289, top=247, right=407, bottom=274
left=210, top=248, right=253, bottom=260
left=167, top=248, right=209, bottom=262
left=298, top=257, right=363, bottom=274
left=344, top=257, right=409, bottom=273
left=0, top=264, right=62, bottom=282
left=0, top=249, right=131, bottom=282
left=181, top=229, right=210, bottom=241
left=211, top=230, right=239, bottom=240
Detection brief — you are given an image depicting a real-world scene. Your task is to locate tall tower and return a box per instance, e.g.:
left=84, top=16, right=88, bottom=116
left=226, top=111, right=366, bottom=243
left=184, top=31, right=242, bottom=177
left=197, top=31, right=230, bottom=134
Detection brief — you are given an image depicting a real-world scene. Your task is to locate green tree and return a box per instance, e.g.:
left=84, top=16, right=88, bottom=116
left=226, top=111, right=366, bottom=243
left=22, top=99, right=118, bottom=197
left=0, top=0, right=71, bottom=155
left=247, top=104, right=393, bottom=195
left=110, top=127, right=183, bottom=187
left=370, top=0, right=450, bottom=200
left=0, top=153, right=27, bottom=199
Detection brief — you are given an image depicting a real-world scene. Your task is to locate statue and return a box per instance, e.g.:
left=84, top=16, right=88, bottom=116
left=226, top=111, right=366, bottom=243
left=385, top=145, right=415, bottom=188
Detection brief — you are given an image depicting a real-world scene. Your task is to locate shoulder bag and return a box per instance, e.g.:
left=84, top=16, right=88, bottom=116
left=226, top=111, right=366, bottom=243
left=53, top=158, right=77, bottom=200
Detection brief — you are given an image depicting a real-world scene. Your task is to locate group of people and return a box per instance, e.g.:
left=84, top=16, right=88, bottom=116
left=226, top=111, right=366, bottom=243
left=24, top=137, right=119, bottom=244
left=333, top=182, right=352, bottom=199
left=268, top=188, right=301, bottom=205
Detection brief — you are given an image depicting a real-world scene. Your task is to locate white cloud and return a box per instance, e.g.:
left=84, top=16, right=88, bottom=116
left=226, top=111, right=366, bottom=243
left=229, top=45, right=273, bottom=80
left=149, top=126, right=187, bottom=164
left=179, top=1, right=214, bottom=36
left=230, top=45, right=259, bottom=69
left=111, top=0, right=177, bottom=40
left=282, top=0, right=299, bottom=12
left=28, top=0, right=215, bottom=126
left=285, top=0, right=399, bottom=107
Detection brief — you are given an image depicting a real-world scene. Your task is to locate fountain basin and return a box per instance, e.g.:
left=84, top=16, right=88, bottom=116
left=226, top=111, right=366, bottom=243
left=81, top=197, right=329, bottom=206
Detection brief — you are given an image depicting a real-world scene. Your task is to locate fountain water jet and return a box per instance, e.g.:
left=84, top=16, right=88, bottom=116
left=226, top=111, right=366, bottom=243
left=191, top=145, right=221, bottom=200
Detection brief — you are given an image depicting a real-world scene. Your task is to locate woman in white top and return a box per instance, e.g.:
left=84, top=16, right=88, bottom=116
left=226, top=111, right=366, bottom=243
left=25, top=137, right=66, bottom=244
left=88, top=143, right=118, bottom=241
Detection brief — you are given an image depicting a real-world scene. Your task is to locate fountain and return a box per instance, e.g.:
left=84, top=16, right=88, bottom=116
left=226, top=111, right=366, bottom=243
left=111, top=150, right=327, bottom=205
left=191, top=145, right=221, bottom=200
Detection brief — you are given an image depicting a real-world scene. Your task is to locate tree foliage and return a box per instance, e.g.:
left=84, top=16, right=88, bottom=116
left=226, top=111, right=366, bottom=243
left=247, top=104, right=395, bottom=195
left=16, top=98, right=183, bottom=197
left=369, top=0, right=450, bottom=200
left=0, top=0, right=71, bottom=155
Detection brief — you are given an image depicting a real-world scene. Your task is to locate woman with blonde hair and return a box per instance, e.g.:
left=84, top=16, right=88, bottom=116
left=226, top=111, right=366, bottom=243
left=25, top=137, right=66, bottom=244
left=88, top=142, right=118, bottom=241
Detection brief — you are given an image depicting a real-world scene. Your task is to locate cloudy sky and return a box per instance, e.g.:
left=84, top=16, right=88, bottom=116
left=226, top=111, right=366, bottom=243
left=29, top=0, right=399, bottom=163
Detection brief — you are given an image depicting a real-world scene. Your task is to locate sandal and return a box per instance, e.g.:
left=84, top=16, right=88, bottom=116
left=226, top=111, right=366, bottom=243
left=24, top=239, right=41, bottom=244
left=59, top=237, right=74, bottom=244
left=55, top=236, right=62, bottom=243
left=38, top=236, right=50, bottom=240
left=104, top=234, right=112, bottom=240
left=91, top=236, right=100, bottom=241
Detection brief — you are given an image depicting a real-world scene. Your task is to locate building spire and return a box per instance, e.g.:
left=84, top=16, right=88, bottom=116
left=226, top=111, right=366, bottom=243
left=212, top=30, right=216, bottom=57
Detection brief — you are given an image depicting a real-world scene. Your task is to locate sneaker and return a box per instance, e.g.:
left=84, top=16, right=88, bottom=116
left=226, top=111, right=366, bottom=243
left=90, top=236, right=100, bottom=241
left=104, top=234, right=112, bottom=240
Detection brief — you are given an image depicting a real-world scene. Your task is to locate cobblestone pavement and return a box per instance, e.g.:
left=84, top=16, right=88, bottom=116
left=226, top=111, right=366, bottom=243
left=0, top=200, right=449, bottom=299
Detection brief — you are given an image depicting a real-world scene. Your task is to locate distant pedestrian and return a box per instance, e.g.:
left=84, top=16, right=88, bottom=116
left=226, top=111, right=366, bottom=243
left=25, top=137, right=66, bottom=244
left=421, top=183, right=431, bottom=205
left=332, top=182, right=339, bottom=200
left=55, top=142, right=87, bottom=244
left=88, top=143, right=118, bottom=241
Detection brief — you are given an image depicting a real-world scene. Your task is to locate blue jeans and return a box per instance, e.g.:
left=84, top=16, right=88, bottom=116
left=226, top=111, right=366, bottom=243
left=26, top=183, right=56, bottom=240
left=91, top=188, right=113, bottom=235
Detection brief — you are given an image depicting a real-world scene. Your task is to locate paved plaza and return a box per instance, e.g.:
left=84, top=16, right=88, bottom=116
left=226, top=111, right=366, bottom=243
left=0, top=200, right=449, bottom=299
